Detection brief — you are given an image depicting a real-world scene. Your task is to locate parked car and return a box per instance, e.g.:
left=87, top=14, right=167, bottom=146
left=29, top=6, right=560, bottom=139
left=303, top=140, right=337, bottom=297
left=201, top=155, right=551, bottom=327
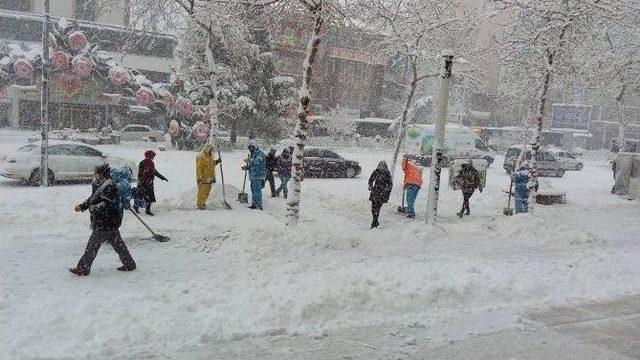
left=119, top=124, right=165, bottom=142
left=303, top=148, right=362, bottom=178
left=549, top=149, right=584, bottom=170
left=0, top=141, right=137, bottom=185
left=503, top=146, right=566, bottom=177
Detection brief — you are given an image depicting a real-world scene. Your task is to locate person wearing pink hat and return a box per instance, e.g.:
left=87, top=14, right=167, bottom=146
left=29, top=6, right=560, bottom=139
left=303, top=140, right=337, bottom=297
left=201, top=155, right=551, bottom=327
left=135, top=150, right=168, bottom=215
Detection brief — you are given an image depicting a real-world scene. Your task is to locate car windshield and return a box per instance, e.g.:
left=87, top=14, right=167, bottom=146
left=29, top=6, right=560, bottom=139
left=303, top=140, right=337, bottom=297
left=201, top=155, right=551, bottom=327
left=18, top=144, right=38, bottom=152
left=506, top=148, right=520, bottom=159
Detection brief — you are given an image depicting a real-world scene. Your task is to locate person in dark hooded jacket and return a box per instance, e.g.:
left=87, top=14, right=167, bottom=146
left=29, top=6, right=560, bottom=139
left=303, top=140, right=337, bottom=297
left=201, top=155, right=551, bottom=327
left=135, top=149, right=168, bottom=215
left=69, top=164, right=136, bottom=276
left=368, top=161, right=393, bottom=228
left=453, top=160, right=482, bottom=218
left=275, top=148, right=292, bottom=199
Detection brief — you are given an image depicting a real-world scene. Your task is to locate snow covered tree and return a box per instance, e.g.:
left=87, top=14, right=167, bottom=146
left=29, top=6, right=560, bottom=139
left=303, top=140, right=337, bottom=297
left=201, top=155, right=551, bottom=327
left=285, top=0, right=324, bottom=226
left=351, top=0, right=479, bottom=177
left=492, top=0, right=630, bottom=209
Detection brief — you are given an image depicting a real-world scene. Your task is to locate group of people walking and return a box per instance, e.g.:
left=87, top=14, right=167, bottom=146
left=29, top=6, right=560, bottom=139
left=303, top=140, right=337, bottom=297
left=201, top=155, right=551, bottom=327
left=366, top=155, right=535, bottom=228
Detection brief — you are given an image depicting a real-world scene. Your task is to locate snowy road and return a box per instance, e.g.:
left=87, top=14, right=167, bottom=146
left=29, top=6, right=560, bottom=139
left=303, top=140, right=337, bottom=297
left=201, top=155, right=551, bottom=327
left=1, top=130, right=640, bottom=359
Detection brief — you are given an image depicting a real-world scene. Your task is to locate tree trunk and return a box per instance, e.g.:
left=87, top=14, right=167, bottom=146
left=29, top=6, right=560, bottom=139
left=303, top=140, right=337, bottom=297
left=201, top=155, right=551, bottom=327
left=390, top=58, right=419, bottom=180
left=528, top=53, right=553, bottom=209
left=285, top=4, right=323, bottom=227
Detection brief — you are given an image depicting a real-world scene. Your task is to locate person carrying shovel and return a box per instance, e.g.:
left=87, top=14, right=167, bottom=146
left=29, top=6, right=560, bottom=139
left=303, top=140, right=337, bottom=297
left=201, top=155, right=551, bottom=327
left=196, top=143, right=222, bottom=210
left=242, top=140, right=267, bottom=210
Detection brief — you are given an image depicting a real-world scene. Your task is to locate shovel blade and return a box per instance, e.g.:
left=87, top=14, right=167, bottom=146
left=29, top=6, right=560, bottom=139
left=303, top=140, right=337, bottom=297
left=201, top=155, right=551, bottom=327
left=397, top=206, right=405, bottom=213
left=154, top=234, right=170, bottom=242
left=503, top=207, right=514, bottom=216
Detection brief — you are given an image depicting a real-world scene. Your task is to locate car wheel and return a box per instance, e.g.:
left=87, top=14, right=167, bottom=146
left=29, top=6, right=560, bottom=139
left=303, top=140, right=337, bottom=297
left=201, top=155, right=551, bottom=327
left=345, top=167, right=357, bottom=178
left=28, top=168, right=55, bottom=186
left=149, top=137, right=157, bottom=142
left=576, top=163, right=583, bottom=171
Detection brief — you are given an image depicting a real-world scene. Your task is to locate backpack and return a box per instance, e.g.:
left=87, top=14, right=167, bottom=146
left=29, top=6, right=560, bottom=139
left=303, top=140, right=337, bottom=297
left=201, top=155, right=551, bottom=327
left=110, top=167, right=133, bottom=210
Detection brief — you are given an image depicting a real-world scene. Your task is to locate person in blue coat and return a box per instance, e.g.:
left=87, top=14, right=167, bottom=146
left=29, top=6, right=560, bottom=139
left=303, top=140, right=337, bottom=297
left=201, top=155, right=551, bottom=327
left=511, top=162, right=538, bottom=214
left=242, top=140, right=267, bottom=210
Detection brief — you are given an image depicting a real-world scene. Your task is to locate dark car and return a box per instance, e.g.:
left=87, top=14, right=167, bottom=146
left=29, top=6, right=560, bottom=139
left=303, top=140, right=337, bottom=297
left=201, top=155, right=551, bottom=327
left=303, top=148, right=361, bottom=178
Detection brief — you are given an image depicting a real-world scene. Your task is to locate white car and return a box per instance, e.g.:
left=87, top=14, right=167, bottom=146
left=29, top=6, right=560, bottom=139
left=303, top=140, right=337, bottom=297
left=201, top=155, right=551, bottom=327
left=0, top=141, right=137, bottom=185
left=549, top=149, right=584, bottom=171
left=119, top=124, right=165, bottom=142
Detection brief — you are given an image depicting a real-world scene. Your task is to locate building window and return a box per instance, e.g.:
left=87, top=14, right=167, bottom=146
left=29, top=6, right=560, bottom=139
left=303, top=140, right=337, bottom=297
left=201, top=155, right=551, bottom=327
left=0, top=0, right=31, bottom=11
left=75, top=0, right=95, bottom=21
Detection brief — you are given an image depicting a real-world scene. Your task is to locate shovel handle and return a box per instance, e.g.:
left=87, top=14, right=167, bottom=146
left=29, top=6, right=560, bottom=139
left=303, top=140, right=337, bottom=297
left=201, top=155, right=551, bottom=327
left=129, top=208, right=157, bottom=237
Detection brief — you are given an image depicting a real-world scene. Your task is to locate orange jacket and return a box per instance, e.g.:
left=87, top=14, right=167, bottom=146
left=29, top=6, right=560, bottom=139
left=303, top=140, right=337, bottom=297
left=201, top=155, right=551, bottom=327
left=402, top=158, right=423, bottom=188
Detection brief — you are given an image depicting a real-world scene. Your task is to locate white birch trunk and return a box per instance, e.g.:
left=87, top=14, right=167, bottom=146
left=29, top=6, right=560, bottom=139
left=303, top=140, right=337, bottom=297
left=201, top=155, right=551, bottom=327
left=527, top=56, right=552, bottom=210
left=285, top=4, right=323, bottom=226
left=390, top=58, right=419, bottom=180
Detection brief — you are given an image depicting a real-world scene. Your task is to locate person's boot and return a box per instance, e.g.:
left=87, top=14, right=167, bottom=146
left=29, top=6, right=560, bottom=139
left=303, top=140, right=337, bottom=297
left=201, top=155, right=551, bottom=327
left=117, top=265, right=136, bottom=272
left=145, top=204, right=154, bottom=216
left=465, top=209, right=470, bottom=216
left=69, top=267, right=89, bottom=276
left=248, top=204, right=257, bottom=209
left=371, top=219, right=379, bottom=228
left=457, top=211, right=464, bottom=218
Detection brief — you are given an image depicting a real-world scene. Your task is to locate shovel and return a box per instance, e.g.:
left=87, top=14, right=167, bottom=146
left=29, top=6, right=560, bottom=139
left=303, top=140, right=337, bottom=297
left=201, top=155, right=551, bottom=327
left=503, top=179, right=515, bottom=216
left=238, top=165, right=249, bottom=204
left=129, top=209, right=170, bottom=242
left=217, top=150, right=232, bottom=210
left=397, top=188, right=406, bottom=213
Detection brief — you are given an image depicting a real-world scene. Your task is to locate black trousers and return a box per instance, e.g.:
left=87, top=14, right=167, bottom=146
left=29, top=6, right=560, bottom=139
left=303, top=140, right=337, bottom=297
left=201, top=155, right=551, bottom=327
left=265, top=172, right=277, bottom=196
left=461, top=189, right=474, bottom=214
left=371, top=200, right=383, bottom=223
left=77, top=229, right=136, bottom=271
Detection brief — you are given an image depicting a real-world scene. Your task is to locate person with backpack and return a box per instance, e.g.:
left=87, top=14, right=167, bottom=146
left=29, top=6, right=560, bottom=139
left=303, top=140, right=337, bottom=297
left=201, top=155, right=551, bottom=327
left=275, top=147, right=292, bottom=199
left=265, top=147, right=278, bottom=197
left=135, top=149, right=168, bottom=215
left=368, top=161, right=393, bottom=228
left=453, top=160, right=482, bottom=218
left=402, top=157, right=423, bottom=218
left=69, top=164, right=136, bottom=276
left=196, top=143, right=222, bottom=210
left=110, top=166, right=134, bottom=210
left=242, top=140, right=266, bottom=210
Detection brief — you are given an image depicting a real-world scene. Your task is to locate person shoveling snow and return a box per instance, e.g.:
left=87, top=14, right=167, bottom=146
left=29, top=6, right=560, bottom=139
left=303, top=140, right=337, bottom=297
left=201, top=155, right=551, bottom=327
left=196, top=143, right=222, bottom=210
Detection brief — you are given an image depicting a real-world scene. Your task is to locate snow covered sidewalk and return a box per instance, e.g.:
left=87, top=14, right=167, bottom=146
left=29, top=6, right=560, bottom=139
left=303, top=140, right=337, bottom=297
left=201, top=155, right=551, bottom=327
left=1, top=134, right=640, bottom=359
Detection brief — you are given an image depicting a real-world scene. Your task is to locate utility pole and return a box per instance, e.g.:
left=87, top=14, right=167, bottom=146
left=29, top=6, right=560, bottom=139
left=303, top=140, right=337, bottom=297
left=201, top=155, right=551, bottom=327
left=426, top=51, right=454, bottom=223
left=40, top=0, right=50, bottom=187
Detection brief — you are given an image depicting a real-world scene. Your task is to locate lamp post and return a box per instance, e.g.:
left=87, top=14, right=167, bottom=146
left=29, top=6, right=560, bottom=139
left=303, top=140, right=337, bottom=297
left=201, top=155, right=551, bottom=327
left=40, top=0, right=50, bottom=187
left=425, top=51, right=454, bottom=223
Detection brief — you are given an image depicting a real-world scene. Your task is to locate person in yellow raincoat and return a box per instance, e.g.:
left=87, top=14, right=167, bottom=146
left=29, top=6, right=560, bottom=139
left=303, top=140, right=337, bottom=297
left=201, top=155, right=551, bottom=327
left=196, top=143, right=222, bottom=209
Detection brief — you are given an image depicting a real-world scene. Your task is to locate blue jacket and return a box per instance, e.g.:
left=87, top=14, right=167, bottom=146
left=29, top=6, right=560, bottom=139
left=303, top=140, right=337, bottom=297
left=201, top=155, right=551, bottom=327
left=110, top=167, right=133, bottom=210
left=249, top=148, right=267, bottom=180
left=511, top=170, right=530, bottom=200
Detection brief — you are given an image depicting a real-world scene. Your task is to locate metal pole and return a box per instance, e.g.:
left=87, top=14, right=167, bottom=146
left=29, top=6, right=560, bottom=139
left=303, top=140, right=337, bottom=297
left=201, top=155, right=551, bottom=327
left=426, top=51, right=454, bottom=224
left=40, top=0, right=50, bottom=187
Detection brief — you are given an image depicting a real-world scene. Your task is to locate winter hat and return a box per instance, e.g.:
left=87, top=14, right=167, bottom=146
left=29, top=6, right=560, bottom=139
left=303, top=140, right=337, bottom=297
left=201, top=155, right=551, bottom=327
left=202, top=143, right=214, bottom=153
left=144, top=149, right=156, bottom=159
left=95, top=164, right=111, bottom=178
left=247, top=139, right=257, bottom=149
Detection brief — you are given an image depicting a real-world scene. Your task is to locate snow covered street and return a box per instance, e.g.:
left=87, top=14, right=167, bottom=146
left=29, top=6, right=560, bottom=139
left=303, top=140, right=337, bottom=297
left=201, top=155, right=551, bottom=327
left=1, top=131, right=640, bottom=359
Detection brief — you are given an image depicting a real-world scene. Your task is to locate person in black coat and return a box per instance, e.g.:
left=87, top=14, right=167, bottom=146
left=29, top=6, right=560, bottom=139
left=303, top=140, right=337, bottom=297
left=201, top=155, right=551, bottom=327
left=275, top=148, right=292, bottom=198
left=69, top=164, right=136, bottom=276
left=368, top=161, right=393, bottom=228
left=265, top=147, right=278, bottom=197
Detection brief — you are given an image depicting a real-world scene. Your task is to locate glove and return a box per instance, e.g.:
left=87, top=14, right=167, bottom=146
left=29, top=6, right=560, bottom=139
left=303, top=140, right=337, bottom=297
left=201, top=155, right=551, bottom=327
left=479, top=187, right=483, bottom=193
left=164, top=178, right=169, bottom=182
left=213, top=179, right=217, bottom=183
left=242, top=165, right=248, bottom=171
left=216, top=159, right=222, bottom=165
left=368, top=185, right=373, bottom=192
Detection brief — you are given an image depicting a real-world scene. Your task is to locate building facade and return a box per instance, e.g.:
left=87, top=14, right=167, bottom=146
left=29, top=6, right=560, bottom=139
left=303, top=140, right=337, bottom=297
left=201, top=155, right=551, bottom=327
left=0, top=1, right=176, bottom=129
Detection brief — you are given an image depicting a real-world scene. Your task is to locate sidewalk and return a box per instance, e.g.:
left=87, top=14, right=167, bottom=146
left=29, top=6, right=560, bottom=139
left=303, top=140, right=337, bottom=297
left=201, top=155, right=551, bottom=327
left=160, top=296, right=640, bottom=360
